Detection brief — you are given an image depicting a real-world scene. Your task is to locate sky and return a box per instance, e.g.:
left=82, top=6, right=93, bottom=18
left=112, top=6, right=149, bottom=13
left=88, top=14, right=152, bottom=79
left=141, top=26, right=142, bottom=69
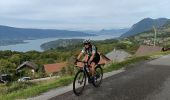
left=0, top=0, right=170, bottom=30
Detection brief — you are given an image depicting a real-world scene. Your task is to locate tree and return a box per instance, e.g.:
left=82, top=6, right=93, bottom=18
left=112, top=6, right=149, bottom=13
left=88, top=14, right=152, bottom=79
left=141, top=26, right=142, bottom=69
left=9, top=54, right=21, bottom=65
left=66, top=57, right=77, bottom=75
left=0, top=59, right=16, bottom=74
left=116, top=42, right=128, bottom=50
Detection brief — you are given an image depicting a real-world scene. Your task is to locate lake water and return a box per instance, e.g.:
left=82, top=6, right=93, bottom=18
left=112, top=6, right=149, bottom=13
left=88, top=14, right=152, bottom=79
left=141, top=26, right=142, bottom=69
left=0, top=34, right=120, bottom=52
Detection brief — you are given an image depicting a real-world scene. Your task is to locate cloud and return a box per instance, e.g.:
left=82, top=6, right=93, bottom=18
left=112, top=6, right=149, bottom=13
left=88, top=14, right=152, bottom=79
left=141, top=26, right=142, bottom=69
left=0, top=0, right=170, bottom=30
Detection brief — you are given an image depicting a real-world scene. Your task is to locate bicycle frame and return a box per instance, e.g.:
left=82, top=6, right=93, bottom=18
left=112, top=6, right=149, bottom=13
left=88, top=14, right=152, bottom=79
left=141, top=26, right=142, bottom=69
left=82, top=64, right=91, bottom=81
left=76, top=60, right=102, bottom=82
left=76, top=61, right=91, bottom=80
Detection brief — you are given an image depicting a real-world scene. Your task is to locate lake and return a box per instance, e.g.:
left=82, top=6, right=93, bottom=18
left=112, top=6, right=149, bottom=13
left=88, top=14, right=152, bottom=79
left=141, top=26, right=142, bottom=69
left=0, top=34, right=120, bottom=52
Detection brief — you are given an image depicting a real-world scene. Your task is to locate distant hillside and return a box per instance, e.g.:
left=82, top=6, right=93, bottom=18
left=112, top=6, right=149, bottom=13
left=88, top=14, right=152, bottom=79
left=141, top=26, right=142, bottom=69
left=84, top=28, right=129, bottom=35
left=0, top=25, right=92, bottom=40
left=121, top=18, right=170, bottom=38
left=98, top=28, right=129, bottom=35
left=41, top=39, right=84, bottom=50
left=130, top=21, right=170, bottom=47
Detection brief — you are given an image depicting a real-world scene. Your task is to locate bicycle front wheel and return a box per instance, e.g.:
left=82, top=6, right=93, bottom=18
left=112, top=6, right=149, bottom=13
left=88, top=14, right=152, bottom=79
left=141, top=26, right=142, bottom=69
left=73, top=70, right=86, bottom=96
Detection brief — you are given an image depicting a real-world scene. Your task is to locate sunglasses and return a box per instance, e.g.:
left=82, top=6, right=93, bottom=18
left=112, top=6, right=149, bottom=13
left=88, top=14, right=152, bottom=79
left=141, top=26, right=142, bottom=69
left=84, top=43, right=89, bottom=45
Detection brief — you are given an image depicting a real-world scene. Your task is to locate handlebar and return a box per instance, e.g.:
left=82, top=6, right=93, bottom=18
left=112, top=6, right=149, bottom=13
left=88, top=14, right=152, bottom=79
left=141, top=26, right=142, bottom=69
left=75, top=60, right=88, bottom=67
left=76, top=60, right=88, bottom=65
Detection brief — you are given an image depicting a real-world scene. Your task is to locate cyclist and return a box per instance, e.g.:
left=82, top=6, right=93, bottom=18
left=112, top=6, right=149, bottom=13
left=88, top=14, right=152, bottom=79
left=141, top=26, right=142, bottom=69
left=75, top=39, right=100, bottom=82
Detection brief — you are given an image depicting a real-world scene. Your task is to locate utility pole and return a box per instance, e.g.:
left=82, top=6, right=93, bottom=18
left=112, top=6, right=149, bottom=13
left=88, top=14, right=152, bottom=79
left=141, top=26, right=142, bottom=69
left=153, top=26, right=157, bottom=46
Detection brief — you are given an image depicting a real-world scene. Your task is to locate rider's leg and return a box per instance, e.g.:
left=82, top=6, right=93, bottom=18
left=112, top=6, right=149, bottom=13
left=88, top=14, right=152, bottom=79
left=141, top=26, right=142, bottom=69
left=90, top=62, right=96, bottom=77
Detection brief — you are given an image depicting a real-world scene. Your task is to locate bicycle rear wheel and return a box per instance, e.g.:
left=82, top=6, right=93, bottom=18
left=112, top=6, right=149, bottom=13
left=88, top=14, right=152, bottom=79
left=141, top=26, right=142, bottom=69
left=93, top=65, right=103, bottom=87
left=73, top=70, right=86, bottom=96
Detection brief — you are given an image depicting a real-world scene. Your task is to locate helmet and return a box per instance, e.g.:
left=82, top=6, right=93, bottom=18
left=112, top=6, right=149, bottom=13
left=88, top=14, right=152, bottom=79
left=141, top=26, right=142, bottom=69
left=83, top=39, right=91, bottom=44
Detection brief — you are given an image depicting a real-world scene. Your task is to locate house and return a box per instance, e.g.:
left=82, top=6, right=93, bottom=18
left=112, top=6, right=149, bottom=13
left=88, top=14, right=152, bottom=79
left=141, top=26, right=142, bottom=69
left=44, top=62, right=67, bottom=74
left=135, top=45, right=163, bottom=56
left=106, top=50, right=131, bottom=62
left=16, top=61, right=37, bottom=74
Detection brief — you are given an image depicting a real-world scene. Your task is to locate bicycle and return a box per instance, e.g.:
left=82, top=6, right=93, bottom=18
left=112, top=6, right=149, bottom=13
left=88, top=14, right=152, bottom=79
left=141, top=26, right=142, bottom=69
left=73, top=60, right=103, bottom=96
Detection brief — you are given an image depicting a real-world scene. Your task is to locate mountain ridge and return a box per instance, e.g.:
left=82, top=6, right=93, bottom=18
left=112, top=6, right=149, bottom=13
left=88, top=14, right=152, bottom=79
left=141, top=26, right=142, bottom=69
left=121, top=18, right=170, bottom=38
left=84, top=28, right=129, bottom=35
left=0, top=25, right=93, bottom=40
left=130, top=21, right=170, bottom=47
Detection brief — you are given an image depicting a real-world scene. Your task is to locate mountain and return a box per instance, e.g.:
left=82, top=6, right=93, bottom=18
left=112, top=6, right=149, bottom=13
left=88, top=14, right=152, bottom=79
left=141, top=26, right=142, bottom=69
left=121, top=18, right=170, bottom=38
left=41, top=39, right=83, bottom=50
left=0, top=25, right=92, bottom=40
left=84, top=28, right=129, bottom=35
left=98, top=28, right=129, bottom=35
left=130, top=21, right=170, bottom=47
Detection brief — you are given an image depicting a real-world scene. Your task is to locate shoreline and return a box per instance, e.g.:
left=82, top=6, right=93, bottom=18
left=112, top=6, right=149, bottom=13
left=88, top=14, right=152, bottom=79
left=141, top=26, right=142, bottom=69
left=0, top=34, right=120, bottom=52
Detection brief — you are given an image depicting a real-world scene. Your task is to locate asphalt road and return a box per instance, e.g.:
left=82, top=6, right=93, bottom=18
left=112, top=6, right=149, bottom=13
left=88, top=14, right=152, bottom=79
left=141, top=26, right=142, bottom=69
left=49, top=55, right=170, bottom=100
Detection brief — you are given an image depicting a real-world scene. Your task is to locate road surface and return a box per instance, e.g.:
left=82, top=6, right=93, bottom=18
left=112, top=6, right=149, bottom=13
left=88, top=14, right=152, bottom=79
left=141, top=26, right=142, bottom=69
left=49, top=55, right=170, bottom=100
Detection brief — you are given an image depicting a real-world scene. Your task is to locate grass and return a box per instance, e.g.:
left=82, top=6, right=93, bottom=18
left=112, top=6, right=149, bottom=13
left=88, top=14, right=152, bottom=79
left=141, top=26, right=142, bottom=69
left=1, top=51, right=170, bottom=100
left=103, top=56, right=150, bottom=73
left=103, top=51, right=170, bottom=73
left=150, top=51, right=170, bottom=57
left=0, top=82, right=35, bottom=95
left=0, top=76, right=73, bottom=100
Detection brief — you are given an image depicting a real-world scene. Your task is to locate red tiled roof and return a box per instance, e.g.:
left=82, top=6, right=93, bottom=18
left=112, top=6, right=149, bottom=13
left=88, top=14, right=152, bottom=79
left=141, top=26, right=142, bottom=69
left=44, top=62, right=67, bottom=74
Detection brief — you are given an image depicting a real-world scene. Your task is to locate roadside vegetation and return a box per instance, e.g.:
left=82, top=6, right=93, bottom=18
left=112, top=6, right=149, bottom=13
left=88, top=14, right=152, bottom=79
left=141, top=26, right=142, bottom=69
left=0, top=76, right=73, bottom=100
left=103, top=56, right=150, bottom=73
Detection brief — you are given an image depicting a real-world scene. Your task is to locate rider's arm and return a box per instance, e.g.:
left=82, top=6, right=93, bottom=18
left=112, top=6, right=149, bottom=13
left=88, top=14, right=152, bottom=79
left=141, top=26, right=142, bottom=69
left=89, top=52, right=95, bottom=62
left=77, top=47, right=85, bottom=60
left=77, top=52, right=83, bottom=60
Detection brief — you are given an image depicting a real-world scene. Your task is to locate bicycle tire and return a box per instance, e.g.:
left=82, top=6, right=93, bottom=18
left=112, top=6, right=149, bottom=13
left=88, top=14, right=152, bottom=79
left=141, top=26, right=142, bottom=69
left=73, top=70, right=86, bottom=96
left=92, top=65, right=103, bottom=87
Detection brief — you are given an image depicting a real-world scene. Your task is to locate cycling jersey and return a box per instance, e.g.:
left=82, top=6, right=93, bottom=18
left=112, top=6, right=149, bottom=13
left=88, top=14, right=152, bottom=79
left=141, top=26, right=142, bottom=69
left=81, top=45, right=97, bottom=56
left=81, top=45, right=100, bottom=64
